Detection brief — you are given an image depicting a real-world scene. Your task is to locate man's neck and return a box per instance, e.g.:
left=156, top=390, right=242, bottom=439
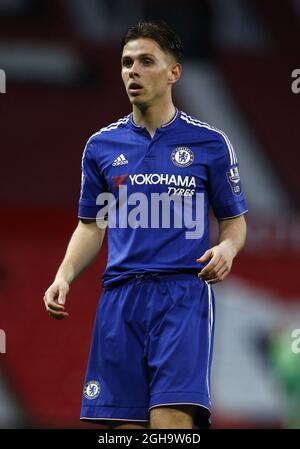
left=132, top=103, right=177, bottom=137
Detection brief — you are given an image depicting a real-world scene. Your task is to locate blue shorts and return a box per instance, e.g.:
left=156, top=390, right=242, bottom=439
left=80, top=273, right=215, bottom=428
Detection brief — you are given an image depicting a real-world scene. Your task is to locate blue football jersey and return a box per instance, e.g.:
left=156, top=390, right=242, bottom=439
left=78, top=109, right=248, bottom=287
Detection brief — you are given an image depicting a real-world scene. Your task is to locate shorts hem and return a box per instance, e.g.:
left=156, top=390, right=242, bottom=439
left=149, top=391, right=212, bottom=428
left=149, top=391, right=211, bottom=411
left=80, top=405, right=148, bottom=423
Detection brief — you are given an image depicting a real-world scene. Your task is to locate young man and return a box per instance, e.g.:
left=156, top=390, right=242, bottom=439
left=43, top=20, right=247, bottom=429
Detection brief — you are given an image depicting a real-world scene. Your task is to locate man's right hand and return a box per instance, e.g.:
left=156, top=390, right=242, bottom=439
left=42, top=219, right=106, bottom=320
left=43, top=279, right=70, bottom=320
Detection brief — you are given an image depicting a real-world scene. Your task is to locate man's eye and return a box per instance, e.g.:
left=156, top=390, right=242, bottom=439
left=142, top=59, right=152, bottom=65
left=123, top=60, right=132, bottom=67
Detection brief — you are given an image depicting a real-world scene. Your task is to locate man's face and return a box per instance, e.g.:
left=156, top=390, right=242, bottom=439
left=121, top=38, right=178, bottom=107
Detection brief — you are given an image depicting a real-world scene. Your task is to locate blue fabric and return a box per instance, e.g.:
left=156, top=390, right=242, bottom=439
left=80, top=274, right=215, bottom=428
left=78, top=110, right=248, bottom=288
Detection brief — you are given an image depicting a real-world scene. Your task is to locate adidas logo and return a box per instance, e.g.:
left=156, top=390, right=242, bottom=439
left=112, top=154, right=128, bottom=166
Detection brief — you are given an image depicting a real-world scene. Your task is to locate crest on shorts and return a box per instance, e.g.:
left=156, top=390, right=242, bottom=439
left=83, top=380, right=101, bottom=400
left=226, top=166, right=242, bottom=195
left=171, top=146, right=194, bottom=167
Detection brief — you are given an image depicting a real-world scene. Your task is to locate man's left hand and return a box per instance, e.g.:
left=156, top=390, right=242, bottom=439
left=196, top=242, right=236, bottom=284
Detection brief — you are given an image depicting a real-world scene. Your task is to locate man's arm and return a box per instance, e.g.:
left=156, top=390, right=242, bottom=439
left=43, top=219, right=106, bottom=319
left=196, top=214, right=247, bottom=284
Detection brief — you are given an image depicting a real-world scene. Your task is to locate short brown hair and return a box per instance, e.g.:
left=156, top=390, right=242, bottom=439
left=122, top=19, right=183, bottom=63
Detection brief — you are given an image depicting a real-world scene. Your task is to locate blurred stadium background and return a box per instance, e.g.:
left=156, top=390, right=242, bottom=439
left=1, top=0, right=300, bottom=429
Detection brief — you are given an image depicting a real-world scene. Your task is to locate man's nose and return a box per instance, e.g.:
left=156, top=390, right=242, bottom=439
left=129, top=61, right=140, bottom=77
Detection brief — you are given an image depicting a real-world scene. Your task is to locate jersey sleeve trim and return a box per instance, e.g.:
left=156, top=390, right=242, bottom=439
left=217, top=210, right=248, bottom=220
left=213, top=199, right=248, bottom=220
left=78, top=204, right=101, bottom=219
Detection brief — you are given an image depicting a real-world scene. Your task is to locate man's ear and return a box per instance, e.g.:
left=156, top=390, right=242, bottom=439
left=168, top=63, right=182, bottom=83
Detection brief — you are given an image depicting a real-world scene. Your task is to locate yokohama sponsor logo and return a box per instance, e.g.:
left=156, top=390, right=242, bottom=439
left=129, top=173, right=196, bottom=188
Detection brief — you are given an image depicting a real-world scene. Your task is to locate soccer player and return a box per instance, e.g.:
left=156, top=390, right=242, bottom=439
left=43, top=20, right=247, bottom=429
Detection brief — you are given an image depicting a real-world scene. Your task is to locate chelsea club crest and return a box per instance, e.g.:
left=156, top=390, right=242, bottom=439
left=171, top=146, right=194, bottom=167
left=83, top=380, right=101, bottom=400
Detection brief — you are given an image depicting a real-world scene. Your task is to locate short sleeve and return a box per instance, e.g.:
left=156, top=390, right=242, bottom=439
left=207, top=134, right=248, bottom=220
left=78, top=139, right=107, bottom=219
